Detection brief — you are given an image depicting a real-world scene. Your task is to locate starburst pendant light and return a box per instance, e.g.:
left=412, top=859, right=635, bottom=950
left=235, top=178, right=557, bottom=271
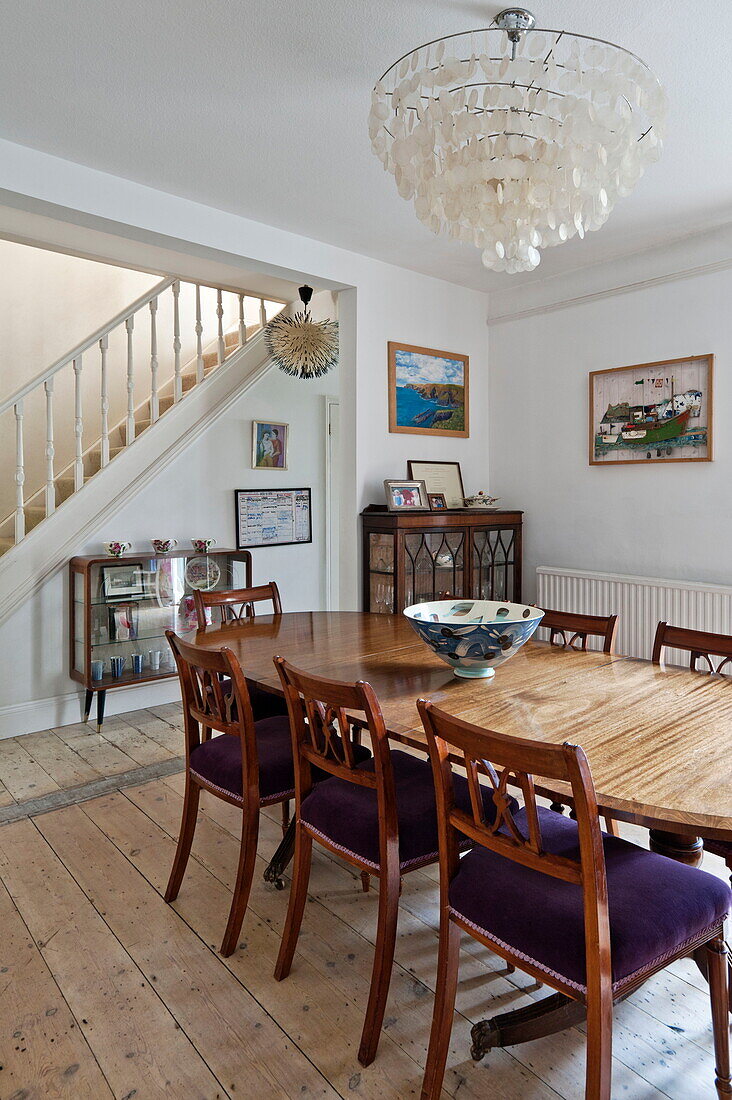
left=368, top=8, right=666, bottom=273
left=264, top=285, right=339, bottom=379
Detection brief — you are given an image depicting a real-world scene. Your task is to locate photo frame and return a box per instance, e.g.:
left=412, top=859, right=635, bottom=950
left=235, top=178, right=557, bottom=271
left=388, top=342, right=469, bottom=438
left=589, top=355, right=713, bottom=466
left=101, top=563, right=145, bottom=601
left=252, top=420, right=289, bottom=469
left=407, top=461, right=465, bottom=509
left=384, top=479, right=429, bottom=511
left=235, top=488, right=312, bottom=549
left=428, top=492, right=448, bottom=511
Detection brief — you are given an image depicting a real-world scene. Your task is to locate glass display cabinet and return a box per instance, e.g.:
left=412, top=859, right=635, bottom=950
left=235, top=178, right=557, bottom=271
left=69, top=548, right=252, bottom=730
left=361, top=506, right=522, bottom=613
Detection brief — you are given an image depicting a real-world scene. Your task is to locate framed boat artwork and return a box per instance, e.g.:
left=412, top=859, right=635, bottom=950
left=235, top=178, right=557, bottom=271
left=589, top=355, right=713, bottom=466
left=388, top=342, right=469, bottom=437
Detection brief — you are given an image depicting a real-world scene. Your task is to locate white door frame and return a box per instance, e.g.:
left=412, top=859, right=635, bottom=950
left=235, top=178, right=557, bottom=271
left=324, top=394, right=340, bottom=610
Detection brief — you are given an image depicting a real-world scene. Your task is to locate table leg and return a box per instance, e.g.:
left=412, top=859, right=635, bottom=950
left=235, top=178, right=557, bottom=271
left=263, top=817, right=296, bottom=890
left=470, top=993, right=587, bottom=1058
left=649, top=829, right=704, bottom=866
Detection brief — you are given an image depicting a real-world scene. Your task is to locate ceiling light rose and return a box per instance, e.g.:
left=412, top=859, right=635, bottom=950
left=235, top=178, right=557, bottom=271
left=264, top=285, right=339, bottom=379
left=368, top=8, right=666, bottom=273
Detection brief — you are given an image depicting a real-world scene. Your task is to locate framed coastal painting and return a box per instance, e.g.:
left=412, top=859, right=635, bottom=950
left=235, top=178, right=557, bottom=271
left=589, top=355, right=713, bottom=466
left=252, top=420, right=288, bottom=469
left=388, top=342, right=469, bottom=437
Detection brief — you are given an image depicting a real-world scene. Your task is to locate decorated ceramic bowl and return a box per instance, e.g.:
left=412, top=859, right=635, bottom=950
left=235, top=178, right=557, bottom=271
left=403, top=599, right=544, bottom=679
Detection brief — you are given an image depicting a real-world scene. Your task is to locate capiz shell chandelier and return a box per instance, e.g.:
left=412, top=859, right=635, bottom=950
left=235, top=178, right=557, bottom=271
left=368, top=8, right=667, bottom=273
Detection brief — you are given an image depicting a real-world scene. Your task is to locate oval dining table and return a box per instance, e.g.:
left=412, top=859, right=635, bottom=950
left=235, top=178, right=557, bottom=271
left=194, top=610, right=732, bottom=1048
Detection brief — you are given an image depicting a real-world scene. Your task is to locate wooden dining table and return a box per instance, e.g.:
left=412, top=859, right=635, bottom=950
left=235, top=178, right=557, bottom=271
left=194, top=610, right=732, bottom=1048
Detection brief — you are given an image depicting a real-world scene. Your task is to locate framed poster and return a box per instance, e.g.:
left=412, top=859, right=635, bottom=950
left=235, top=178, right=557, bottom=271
left=407, top=460, right=465, bottom=508
left=589, top=355, right=713, bottom=465
left=235, top=488, right=312, bottom=549
left=388, top=342, right=469, bottom=438
left=252, top=420, right=289, bottom=469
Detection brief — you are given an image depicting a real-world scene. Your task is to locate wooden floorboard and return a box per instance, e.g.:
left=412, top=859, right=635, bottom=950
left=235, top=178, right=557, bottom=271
left=0, top=706, right=727, bottom=1098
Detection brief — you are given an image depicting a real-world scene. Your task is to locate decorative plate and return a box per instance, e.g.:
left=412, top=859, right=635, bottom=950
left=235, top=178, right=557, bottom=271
left=185, top=555, right=221, bottom=591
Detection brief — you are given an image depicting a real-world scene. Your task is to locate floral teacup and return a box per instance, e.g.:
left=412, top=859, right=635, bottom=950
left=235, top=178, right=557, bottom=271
left=191, top=538, right=217, bottom=553
left=103, top=541, right=132, bottom=557
left=151, top=539, right=178, bottom=554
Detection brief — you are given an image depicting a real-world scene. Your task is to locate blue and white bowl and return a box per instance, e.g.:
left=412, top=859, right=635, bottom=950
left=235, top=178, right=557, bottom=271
left=403, top=599, right=544, bottom=679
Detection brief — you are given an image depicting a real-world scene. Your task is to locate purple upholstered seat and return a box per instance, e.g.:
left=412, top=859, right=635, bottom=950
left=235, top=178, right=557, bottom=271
left=300, top=748, right=515, bottom=872
left=449, top=806, right=731, bottom=994
left=247, top=679, right=289, bottom=720
left=190, top=717, right=371, bottom=806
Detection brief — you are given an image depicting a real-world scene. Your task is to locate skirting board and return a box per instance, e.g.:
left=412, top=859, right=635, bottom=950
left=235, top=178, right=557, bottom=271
left=0, top=678, right=182, bottom=740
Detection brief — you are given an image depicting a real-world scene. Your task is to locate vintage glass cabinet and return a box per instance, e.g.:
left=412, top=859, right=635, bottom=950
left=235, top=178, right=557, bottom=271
left=361, top=506, right=523, bottom=613
left=69, top=548, right=252, bottom=730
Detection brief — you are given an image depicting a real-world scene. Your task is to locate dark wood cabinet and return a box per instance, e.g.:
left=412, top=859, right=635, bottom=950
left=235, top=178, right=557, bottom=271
left=361, top=506, right=523, bottom=613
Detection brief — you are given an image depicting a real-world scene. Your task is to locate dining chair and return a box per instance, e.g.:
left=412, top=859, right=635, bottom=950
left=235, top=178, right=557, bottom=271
left=272, top=656, right=516, bottom=1067
left=164, top=630, right=297, bottom=956
left=417, top=698, right=731, bottom=1100
left=652, top=620, right=732, bottom=887
left=193, top=580, right=282, bottom=625
left=540, top=607, right=618, bottom=654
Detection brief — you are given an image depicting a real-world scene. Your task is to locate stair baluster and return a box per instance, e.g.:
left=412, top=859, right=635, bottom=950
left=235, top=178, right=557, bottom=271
left=216, top=289, right=225, bottom=365
left=150, top=296, right=159, bottom=422
left=44, top=378, right=55, bottom=516
left=14, top=401, right=25, bottom=543
left=99, top=334, right=110, bottom=467
left=173, top=280, right=182, bottom=402
left=239, top=294, right=247, bottom=346
left=195, top=285, right=204, bottom=384
left=73, top=357, right=84, bottom=491
left=259, top=298, right=267, bottom=329
left=125, top=316, right=135, bottom=445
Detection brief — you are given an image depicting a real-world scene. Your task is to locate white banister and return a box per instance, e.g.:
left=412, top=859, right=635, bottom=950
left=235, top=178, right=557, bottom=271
left=150, top=296, right=159, bottom=422
left=259, top=299, right=267, bottom=329
left=73, top=357, right=84, bottom=491
left=14, top=401, right=25, bottom=543
left=239, top=295, right=247, bottom=346
left=99, top=334, right=110, bottom=467
left=125, top=315, right=135, bottom=445
left=195, top=284, right=204, bottom=384
left=216, top=289, right=225, bottom=365
left=172, top=280, right=182, bottom=402
left=44, top=378, right=55, bottom=517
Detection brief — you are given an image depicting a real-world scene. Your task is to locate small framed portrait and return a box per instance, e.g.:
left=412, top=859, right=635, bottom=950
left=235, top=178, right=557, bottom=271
left=252, top=420, right=289, bottom=470
left=384, top=479, right=429, bottom=511
left=428, top=492, right=448, bottom=511
left=102, top=563, right=145, bottom=601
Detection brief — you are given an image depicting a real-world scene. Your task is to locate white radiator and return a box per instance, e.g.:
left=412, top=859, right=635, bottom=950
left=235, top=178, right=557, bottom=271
left=536, top=566, right=732, bottom=661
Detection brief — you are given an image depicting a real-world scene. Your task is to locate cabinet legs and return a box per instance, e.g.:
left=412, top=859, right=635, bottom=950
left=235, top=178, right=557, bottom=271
left=83, top=690, right=94, bottom=723
left=96, top=690, right=107, bottom=734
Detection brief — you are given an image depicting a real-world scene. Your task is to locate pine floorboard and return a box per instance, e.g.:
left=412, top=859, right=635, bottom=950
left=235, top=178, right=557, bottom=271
left=0, top=704, right=727, bottom=1098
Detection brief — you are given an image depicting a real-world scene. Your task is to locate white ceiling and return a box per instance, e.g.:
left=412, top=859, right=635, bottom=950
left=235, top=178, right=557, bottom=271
left=1, top=0, right=731, bottom=292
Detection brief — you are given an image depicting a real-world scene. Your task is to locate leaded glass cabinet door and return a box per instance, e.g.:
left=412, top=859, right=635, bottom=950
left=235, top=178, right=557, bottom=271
left=472, top=526, right=517, bottom=602
left=402, top=530, right=465, bottom=608
left=368, top=532, right=396, bottom=613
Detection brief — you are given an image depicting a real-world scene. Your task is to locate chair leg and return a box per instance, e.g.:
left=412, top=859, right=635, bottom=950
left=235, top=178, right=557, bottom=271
left=421, top=918, right=461, bottom=1100
left=274, top=826, right=313, bottom=980
left=358, top=861, right=400, bottom=1067
left=220, top=804, right=259, bottom=957
left=360, top=870, right=371, bottom=893
left=584, top=989, right=613, bottom=1100
left=281, top=799, right=291, bottom=835
left=707, top=935, right=732, bottom=1097
left=164, top=778, right=200, bottom=903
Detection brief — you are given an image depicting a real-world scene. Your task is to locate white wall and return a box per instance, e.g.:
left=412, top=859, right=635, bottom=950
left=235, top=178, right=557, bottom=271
left=489, top=265, right=732, bottom=598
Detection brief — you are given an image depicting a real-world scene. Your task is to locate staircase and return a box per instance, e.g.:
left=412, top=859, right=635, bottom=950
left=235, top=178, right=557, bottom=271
left=0, top=278, right=285, bottom=556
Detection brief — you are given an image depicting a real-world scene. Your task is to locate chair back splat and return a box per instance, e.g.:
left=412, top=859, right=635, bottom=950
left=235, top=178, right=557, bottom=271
left=652, top=620, right=732, bottom=675
left=539, top=608, right=618, bottom=654
left=417, top=699, right=612, bottom=1000
left=274, top=657, right=397, bottom=832
left=194, top=580, right=282, bottom=625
